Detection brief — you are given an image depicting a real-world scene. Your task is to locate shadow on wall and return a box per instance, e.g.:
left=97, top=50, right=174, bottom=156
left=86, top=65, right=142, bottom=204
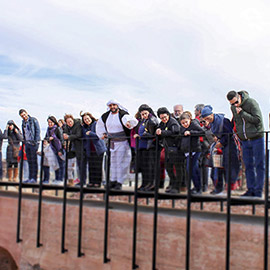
left=0, top=246, right=18, bottom=270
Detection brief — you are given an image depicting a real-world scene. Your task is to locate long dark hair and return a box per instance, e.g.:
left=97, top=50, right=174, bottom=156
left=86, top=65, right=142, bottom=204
left=80, top=111, right=97, bottom=125
left=47, top=115, right=59, bottom=127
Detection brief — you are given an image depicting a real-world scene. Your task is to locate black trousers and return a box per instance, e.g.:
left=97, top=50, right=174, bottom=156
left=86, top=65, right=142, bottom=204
left=165, top=151, right=185, bottom=190
left=81, top=152, right=104, bottom=184
left=138, top=148, right=156, bottom=186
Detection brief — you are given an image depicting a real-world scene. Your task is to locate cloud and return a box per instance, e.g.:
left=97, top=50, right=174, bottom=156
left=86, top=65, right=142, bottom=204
left=0, top=0, right=269, bottom=130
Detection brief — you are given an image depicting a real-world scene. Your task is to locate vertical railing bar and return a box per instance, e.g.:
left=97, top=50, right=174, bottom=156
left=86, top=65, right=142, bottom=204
left=252, top=205, right=256, bottom=215
left=132, top=137, right=139, bottom=269
left=78, top=139, right=85, bottom=257
left=185, top=135, right=192, bottom=270
left=152, top=136, right=160, bottom=270
left=200, top=202, right=203, bottom=211
left=61, top=139, right=69, bottom=253
left=104, top=138, right=111, bottom=263
left=37, top=140, right=44, bottom=248
left=264, top=132, right=269, bottom=270
left=16, top=142, right=24, bottom=243
left=220, top=201, right=224, bottom=212
left=226, top=133, right=232, bottom=270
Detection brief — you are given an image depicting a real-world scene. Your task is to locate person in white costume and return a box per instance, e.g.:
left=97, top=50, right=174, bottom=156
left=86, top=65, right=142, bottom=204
left=96, top=100, right=138, bottom=190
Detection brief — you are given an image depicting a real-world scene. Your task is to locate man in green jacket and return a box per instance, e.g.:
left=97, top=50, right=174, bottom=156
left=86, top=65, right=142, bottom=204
left=227, top=90, right=265, bottom=197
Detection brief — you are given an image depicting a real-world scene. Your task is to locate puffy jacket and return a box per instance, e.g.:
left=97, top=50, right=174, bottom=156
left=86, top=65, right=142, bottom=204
left=180, top=120, right=205, bottom=153
left=231, top=91, right=264, bottom=141
left=63, top=119, right=83, bottom=159
left=158, top=117, right=180, bottom=148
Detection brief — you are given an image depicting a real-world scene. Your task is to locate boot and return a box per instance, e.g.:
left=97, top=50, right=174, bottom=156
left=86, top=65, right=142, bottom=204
left=8, top=168, right=13, bottom=181
left=13, top=168, right=19, bottom=182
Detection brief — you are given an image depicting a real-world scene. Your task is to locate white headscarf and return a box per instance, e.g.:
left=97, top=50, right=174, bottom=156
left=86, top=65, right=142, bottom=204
left=106, top=99, right=128, bottom=112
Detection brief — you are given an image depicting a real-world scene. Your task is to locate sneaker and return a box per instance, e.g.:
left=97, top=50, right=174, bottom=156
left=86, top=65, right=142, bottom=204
left=145, top=184, right=155, bottom=192
left=210, top=189, right=223, bottom=195
left=138, top=185, right=146, bottom=191
left=55, top=180, right=63, bottom=186
left=28, top=179, right=37, bottom=184
left=42, top=180, right=49, bottom=184
left=216, top=191, right=227, bottom=196
left=166, top=188, right=179, bottom=194
left=253, top=191, right=262, bottom=198
left=190, top=188, right=202, bottom=195
left=112, top=182, right=122, bottom=190
left=241, top=190, right=254, bottom=197
left=74, top=178, right=80, bottom=185
left=202, top=185, right=208, bottom=192
left=22, top=179, right=30, bottom=183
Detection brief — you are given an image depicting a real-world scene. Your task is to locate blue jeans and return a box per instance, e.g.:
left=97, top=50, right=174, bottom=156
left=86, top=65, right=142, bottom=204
left=242, top=137, right=265, bottom=195
left=186, top=152, right=201, bottom=191
left=43, top=166, right=50, bottom=181
left=55, top=155, right=65, bottom=181
left=25, top=143, right=39, bottom=181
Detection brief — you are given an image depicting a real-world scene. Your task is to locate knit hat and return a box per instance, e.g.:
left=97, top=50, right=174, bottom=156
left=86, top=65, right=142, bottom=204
left=157, top=107, right=170, bottom=118
left=201, top=105, right=213, bottom=118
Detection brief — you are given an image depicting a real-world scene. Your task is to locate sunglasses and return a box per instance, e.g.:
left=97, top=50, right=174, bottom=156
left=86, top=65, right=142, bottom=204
left=231, top=100, right=239, bottom=106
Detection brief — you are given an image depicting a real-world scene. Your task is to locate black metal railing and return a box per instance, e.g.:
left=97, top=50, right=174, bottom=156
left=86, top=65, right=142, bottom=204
left=0, top=132, right=269, bottom=270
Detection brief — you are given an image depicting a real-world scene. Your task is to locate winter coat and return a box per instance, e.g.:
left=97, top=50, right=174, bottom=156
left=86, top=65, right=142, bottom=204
left=231, top=91, right=264, bottom=141
left=82, top=121, right=107, bottom=157
left=180, top=120, right=205, bottom=153
left=45, top=125, right=64, bottom=155
left=3, top=127, right=23, bottom=163
left=0, top=129, right=3, bottom=151
left=158, top=117, right=180, bottom=148
left=63, top=119, right=83, bottom=159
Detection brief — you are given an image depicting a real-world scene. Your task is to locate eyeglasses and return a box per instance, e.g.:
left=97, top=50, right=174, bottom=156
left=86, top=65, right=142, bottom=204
left=160, top=116, right=169, bottom=120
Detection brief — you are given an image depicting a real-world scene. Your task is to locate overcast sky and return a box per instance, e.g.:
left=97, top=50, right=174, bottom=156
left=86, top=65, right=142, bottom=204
left=0, top=0, right=270, bottom=135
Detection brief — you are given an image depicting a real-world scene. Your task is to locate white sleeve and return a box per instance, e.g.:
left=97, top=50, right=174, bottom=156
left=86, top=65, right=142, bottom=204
left=96, top=118, right=107, bottom=139
left=122, top=114, right=138, bottom=129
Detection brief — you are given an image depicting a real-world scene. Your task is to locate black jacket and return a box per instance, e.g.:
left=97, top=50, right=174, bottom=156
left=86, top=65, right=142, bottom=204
left=63, top=119, right=83, bottom=159
left=158, top=117, right=180, bottom=148
left=180, top=120, right=205, bottom=153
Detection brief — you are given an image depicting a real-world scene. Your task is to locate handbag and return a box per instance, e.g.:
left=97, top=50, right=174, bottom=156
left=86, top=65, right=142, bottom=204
left=12, top=146, right=20, bottom=158
left=164, top=139, right=178, bottom=154
left=210, top=142, right=224, bottom=168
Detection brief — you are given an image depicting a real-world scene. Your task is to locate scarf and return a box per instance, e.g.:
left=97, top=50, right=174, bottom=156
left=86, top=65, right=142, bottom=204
left=210, top=113, right=225, bottom=139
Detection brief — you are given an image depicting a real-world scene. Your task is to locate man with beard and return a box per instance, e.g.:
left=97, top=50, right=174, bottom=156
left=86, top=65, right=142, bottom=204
left=96, top=100, right=138, bottom=190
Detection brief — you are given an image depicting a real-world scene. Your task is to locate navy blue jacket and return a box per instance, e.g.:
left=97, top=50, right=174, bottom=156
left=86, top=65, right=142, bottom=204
left=82, top=121, right=106, bottom=157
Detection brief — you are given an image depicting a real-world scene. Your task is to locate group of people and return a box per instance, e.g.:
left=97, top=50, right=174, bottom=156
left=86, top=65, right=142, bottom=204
left=0, top=90, right=266, bottom=198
